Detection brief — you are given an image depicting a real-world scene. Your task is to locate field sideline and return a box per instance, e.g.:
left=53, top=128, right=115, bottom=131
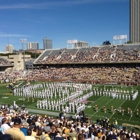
left=0, top=82, right=140, bottom=127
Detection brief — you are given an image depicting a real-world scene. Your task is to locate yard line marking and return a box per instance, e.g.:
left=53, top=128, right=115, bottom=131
left=110, top=100, right=126, bottom=119
left=91, top=97, right=114, bottom=117
left=129, top=100, right=140, bottom=121
left=86, top=96, right=104, bottom=106
left=134, top=100, right=140, bottom=112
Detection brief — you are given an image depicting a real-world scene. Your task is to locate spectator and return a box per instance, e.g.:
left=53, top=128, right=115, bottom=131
left=1, top=118, right=11, bottom=134
left=54, top=132, right=64, bottom=140
left=49, top=124, right=58, bottom=140
left=78, top=133, right=85, bottom=140
left=40, top=126, right=51, bottom=140
left=5, top=118, right=25, bottom=140
left=25, top=129, right=36, bottom=140
left=0, top=131, right=13, bottom=140
left=20, top=122, right=29, bottom=136
left=35, top=129, right=43, bottom=140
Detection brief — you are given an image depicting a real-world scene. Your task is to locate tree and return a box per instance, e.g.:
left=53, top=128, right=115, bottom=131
left=25, top=51, right=41, bottom=58
left=102, top=41, right=111, bottom=45
left=125, top=41, right=133, bottom=44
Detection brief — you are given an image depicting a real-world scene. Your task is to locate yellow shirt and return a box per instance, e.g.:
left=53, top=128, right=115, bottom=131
left=5, top=127, right=25, bottom=140
left=31, top=130, right=37, bottom=137
left=40, top=134, right=51, bottom=140
left=98, top=132, right=102, bottom=138
left=64, top=128, right=70, bottom=134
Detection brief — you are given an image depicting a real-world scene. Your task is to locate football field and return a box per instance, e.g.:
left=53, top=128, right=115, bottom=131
left=0, top=82, right=140, bottom=127
left=84, top=95, right=140, bottom=126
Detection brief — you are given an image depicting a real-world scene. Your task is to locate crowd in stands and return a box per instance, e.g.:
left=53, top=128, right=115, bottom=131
left=37, top=46, right=140, bottom=64
left=0, top=46, right=140, bottom=140
left=26, top=66, right=140, bottom=84
left=40, top=50, right=64, bottom=64
left=0, top=70, right=25, bottom=83
left=0, top=105, right=140, bottom=140
left=0, top=58, right=12, bottom=66
left=0, top=65, right=139, bottom=85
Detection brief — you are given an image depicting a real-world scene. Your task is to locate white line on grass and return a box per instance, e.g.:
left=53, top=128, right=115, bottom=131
left=129, top=100, right=140, bottom=121
left=86, top=96, right=105, bottom=116
left=134, top=100, right=140, bottom=112
left=86, top=96, right=104, bottom=106
left=110, top=100, right=126, bottom=119
left=91, top=97, right=114, bottom=117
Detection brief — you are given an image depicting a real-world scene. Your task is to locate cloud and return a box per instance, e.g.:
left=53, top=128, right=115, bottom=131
left=0, top=0, right=127, bottom=10
left=0, top=34, right=30, bottom=38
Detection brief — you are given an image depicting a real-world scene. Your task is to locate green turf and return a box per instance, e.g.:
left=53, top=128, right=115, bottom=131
left=84, top=85, right=140, bottom=126
left=0, top=82, right=140, bottom=127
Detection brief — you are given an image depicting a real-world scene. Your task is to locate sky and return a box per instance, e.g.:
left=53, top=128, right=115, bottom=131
left=0, top=0, right=129, bottom=52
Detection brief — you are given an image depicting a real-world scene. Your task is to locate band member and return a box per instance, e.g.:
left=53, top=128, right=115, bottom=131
left=121, top=108, right=124, bottom=115
left=22, top=97, right=25, bottom=101
left=27, top=97, right=30, bottom=102
left=32, top=97, right=34, bottom=102
left=112, top=108, right=115, bottom=114
left=111, top=106, right=114, bottom=112
left=136, top=109, right=139, bottom=115
left=103, top=105, right=107, bottom=113
left=118, top=106, right=122, bottom=113
left=127, top=107, right=130, bottom=114
left=130, top=109, right=133, bottom=117
left=95, top=105, right=98, bottom=112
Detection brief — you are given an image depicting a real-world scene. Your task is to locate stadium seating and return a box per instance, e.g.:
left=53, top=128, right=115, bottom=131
left=25, top=66, right=140, bottom=85
left=0, top=58, right=12, bottom=66
left=35, top=44, right=140, bottom=64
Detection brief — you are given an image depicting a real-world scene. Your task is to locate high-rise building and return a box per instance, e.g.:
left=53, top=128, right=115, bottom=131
left=130, top=0, right=140, bottom=43
left=27, top=42, right=39, bottom=50
left=43, top=37, right=52, bottom=49
left=5, top=44, right=14, bottom=53
left=74, top=41, right=89, bottom=48
left=67, top=40, right=89, bottom=48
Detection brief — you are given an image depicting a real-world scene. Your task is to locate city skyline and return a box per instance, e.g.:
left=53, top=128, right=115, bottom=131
left=0, top=0, right=129, bottom=52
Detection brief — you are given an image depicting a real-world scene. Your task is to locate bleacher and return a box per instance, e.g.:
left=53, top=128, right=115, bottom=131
left=0, top=58, right=13, bottom=66
left=34, top=44, right=140, bottom=65
left=0, top=58, right=13, bottom=71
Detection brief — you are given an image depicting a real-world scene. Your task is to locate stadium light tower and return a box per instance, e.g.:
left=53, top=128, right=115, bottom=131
left=20, top=39, right=27, bottom=71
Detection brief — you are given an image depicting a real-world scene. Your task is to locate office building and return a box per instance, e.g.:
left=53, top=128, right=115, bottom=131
left=5, top=44, right=14, bottom=53
left=43, top=37, right=52, bottom=49
left=67, top=40, right=89, bottom=48
left=130, top=0, right=140, bottom=43
left=27, top=42, right=39, bottom=50
left=74, top=41, right=89, bottom=48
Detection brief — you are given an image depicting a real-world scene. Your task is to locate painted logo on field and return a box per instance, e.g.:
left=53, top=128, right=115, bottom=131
left=1, top=96, right=9, bottom=99
left=3, top=93, right=12, bottom=95
left=86, top=106, right=92, bottom=108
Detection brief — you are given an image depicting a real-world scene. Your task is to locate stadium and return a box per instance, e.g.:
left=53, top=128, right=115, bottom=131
left=0, top=0, right=140, bottom=139
left=0, top=43, right=140, bottom=139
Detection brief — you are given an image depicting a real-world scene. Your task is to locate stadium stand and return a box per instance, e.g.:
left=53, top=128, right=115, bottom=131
left=25, top=66, right=140, bottom=85
left=34, top=44, right=140, bottom=64
left=25, top=44, right=139, bottom=85
left=0, top=58, right=13, bottom=66
left=0, top=44, right=140, bottom=140
left=0, top=58, right=13, bottom=72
